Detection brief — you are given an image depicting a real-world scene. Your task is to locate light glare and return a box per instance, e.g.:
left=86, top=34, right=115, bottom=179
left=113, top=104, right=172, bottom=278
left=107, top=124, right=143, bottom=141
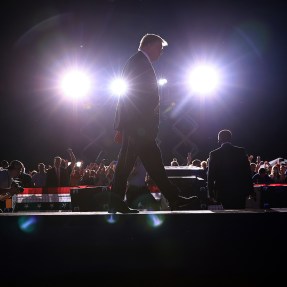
left=110, top=78, right=128, bottom=96
left=60, top=70, right=91, bottom=99
left=188, top=65, right=220, bottom=95
left=158, top=78, right=168, bottom=86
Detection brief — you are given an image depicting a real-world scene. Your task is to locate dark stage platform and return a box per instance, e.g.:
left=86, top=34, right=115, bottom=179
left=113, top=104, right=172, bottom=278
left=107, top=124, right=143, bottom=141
left=1, top=209, right=287, bottom=286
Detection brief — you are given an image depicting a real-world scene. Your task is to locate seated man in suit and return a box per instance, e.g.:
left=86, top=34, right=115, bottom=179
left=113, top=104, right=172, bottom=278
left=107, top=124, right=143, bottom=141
left=207, top=129, right=255, bottom=209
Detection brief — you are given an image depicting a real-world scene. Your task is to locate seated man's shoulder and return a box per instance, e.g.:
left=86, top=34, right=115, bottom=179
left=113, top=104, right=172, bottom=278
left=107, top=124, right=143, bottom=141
left=228, top=145, right=246, bottom=156
left=239, top=146, right=246, bottom=152
left=210, top=147, right=221, bottom=155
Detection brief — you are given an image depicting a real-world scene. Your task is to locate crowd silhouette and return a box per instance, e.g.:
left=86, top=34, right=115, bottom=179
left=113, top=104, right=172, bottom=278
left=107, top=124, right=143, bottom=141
left=1, top=144, right=287, bottom=213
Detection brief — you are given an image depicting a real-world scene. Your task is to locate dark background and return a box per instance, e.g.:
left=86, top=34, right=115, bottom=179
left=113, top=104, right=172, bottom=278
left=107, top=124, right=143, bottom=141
left=0, top=0, right=286, bottom=170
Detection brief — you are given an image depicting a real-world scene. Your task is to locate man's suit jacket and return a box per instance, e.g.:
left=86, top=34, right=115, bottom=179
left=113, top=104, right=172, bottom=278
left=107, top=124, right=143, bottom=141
left=114, top=51, right=159, bottom=139
left=207, top=142, right=254, bottom=208
left=45, top=167, right=70, bottom=187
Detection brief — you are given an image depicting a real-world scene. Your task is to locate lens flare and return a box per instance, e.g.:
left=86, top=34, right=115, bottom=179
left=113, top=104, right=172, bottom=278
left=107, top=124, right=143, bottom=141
left=105, top=214, right=119, bottom=224
left=18, top=216, right=38, bottom=233
left=146, top=214, right=165, bottom=228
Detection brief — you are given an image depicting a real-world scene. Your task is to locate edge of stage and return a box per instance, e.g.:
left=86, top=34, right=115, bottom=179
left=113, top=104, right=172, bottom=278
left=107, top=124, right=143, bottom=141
left=1, top=209, right=286, bottom=285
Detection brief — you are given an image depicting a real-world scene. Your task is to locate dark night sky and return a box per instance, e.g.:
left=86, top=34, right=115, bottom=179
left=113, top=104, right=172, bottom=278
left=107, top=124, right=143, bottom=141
left=1, top=0, right=286, bottom=170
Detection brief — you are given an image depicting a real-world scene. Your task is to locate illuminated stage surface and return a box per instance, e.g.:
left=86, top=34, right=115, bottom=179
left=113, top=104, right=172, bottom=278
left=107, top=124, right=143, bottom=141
left=1, top=209, right=286, bottom=286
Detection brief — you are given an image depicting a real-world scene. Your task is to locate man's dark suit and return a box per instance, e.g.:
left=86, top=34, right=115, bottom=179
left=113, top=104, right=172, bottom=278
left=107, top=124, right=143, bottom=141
left=114, top=51, right=159, bottom=139
left=111, top=51, right=181, bottom=204
left=46, top=167, right=70, bottom=187
left=207, top=142, right=254, bottom=209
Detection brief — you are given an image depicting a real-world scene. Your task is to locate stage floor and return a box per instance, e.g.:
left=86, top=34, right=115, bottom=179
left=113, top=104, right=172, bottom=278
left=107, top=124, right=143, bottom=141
left=1, top=209, right=286, bottom=285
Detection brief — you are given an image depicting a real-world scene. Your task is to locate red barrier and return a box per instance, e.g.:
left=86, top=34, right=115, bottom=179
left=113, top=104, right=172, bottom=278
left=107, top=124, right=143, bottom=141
left=254, top=184, right=287, bottom=187
left=22, top=186, right=95, bottom=194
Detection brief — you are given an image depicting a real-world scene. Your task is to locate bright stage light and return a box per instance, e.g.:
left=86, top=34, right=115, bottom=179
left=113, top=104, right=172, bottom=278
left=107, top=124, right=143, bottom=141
left=158, top=78, right=168, bottom=86
left=110, top=78, right=128, bottom=96
left=188, top=64, right=220, bottom=95
left=60, top=69, right=91, bottom=99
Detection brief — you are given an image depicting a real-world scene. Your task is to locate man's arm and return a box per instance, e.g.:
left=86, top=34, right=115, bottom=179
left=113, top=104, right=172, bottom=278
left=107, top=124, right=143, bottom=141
left=241, top=149, right=255, bottom=196
left=0, top=185, right=23, bottom=201
left=207, top=153, right=216, bottom=201
left=114, top=131, right=123, bottom=144
left=67, top=148, right=76, bottom=171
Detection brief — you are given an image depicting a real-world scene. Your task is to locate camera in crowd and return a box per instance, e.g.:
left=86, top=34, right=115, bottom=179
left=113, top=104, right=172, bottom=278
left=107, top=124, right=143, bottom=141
left=11, top=180, right=24, bottom=193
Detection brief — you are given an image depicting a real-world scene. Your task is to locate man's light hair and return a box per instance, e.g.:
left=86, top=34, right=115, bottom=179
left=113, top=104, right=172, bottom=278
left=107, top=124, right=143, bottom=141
left=218, top=129, right=232, bottom=142
left=138, top=33, right=168, bottom=50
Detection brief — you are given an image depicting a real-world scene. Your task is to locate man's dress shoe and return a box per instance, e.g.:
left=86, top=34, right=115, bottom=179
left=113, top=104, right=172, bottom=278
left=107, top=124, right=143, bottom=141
left=169, top=195, right=201, bottom=211
left=108, top=201, right=139, bottom=214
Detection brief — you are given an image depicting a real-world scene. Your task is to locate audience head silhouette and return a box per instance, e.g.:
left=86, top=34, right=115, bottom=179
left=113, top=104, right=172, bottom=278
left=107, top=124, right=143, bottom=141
left=8, top=160, right=24, bottom=171
left=8, top=160, right=24, bottom=178
left=0, top=160, right=9, bottom=169
left=53, top=156, right=62, bottom=168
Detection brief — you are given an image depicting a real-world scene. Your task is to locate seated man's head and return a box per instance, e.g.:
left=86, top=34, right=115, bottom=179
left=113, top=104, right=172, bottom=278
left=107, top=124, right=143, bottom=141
left=218, top=129, right=232, bottom=145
